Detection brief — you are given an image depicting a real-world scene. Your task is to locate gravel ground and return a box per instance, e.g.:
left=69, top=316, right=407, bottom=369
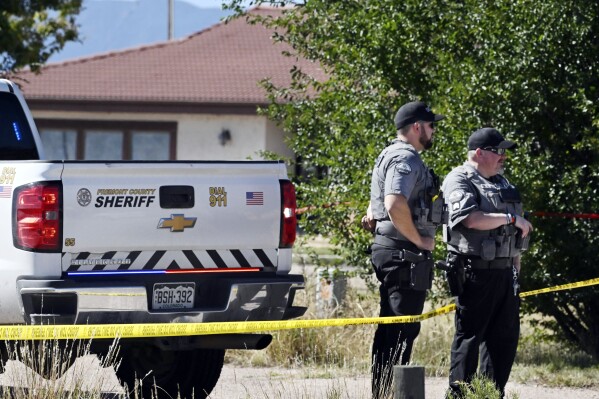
left=1, top=357, right=599, bottom=399
left=210, top=365, right=599, bottom=399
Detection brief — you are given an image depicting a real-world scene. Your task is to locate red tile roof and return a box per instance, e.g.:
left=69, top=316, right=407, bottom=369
left=16, top=7, right=324, bottom=106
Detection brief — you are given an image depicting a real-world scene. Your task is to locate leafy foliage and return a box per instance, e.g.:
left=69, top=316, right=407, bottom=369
left=228, top=0, right=599, bottom=359
left=0, top=0, right=82, bottom=76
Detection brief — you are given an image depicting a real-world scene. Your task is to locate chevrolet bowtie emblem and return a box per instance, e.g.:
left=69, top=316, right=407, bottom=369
left=157, top=214, right=197, bottom=232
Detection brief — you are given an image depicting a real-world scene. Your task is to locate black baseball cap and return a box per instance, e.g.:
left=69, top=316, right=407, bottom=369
left=467, top=127, right=517, bottom=150
left=394, top=101, right=445, bottom=129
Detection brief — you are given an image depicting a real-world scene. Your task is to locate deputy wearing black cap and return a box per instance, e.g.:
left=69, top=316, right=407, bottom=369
left=441, top=127, right=533, bottom=398
left=361, top=101, right=446, bottom=398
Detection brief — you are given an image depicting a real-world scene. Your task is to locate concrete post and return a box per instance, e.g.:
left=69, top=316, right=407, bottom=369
left=393, top=365, right=425, bottom=399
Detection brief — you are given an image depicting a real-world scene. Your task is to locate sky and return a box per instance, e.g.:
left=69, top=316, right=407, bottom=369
left=50, top=0, right=237, bottom=62
left=184, top=0, right=255, bottom=8
left=174, top=0, right=253, bottom=9
left=93, top=0, right=253, bottom=10
left=181, top=0, right=229, bottom=7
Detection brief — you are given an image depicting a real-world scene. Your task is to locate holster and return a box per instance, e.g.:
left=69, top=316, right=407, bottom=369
left=410, top=257, right=434, bottom=291
left=384, top=249, right=433, bottom=291
left=436, top=253, right=466, bottom=296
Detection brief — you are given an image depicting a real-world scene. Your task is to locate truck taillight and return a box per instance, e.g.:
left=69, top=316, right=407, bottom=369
left=279, top=180, right=297, bottom=248
left=13, top=182, right=62, bottom=252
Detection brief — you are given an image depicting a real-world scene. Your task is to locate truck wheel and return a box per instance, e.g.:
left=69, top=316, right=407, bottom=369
left=117, top=343, right=225, bottom=399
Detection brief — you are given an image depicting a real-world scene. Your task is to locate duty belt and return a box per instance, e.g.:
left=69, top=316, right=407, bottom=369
left=373, top=235, right=429, bottom=262
left=465, top=257, right=513, bottom=270
left=374, top=234, right=417, bottom=251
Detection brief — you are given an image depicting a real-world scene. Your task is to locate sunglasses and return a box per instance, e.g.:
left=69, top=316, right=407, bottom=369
left=419, top=121, right=435, bottom=129
left=482, top=147, right=507, bottom=155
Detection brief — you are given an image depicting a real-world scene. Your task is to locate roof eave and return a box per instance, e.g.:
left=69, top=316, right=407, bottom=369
left=27, top=98, right=270, bottom=115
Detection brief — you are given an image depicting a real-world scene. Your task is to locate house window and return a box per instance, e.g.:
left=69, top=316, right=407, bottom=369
left=36, top=120, right=177, bottom=160
left=85, top=130, right=124, bottom=160
left=39, top=129, right=77, bottom=160
left=132, top=131, right=171, bottom=160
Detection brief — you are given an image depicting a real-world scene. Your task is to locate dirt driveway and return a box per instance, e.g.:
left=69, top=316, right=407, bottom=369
left=210, top=365, right=599, bottom=399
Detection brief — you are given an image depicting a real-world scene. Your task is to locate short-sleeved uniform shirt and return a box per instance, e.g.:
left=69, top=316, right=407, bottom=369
left=370, top=139, right=436, bottom=243
left=441, top=162, right=523, bottom=257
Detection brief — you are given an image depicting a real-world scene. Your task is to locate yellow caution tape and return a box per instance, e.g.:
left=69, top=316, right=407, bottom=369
left=0, top=304, right=457, bottom=341
left=518, top=276, right=599, bottom=298
left=0, top=277, right=598, bottom=341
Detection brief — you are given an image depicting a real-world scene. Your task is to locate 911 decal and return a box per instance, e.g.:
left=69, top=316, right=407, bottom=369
left=209, top=186, right=227, bottom=207
left=0, top=167, right=16, bottom=184
left=0, top=168, right=15, bottom=199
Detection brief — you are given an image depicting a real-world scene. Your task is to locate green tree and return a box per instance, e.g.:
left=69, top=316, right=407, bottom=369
left=0, top=0, right=82, bottom=76
left=227, top=0, right=599, bottom=359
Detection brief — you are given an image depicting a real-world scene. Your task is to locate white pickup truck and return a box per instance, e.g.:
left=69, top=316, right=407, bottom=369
left=0, top=79, right=306, bottom=398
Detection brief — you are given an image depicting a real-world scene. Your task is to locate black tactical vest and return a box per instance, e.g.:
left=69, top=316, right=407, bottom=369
left=443, top=164, right=524, bottom=259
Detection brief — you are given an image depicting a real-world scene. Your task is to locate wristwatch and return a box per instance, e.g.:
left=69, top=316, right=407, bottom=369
left=506, top=213, right=516, bottom=225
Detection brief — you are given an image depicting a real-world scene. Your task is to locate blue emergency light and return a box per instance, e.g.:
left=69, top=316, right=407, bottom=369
left=12, top=121, right=22, bottom=141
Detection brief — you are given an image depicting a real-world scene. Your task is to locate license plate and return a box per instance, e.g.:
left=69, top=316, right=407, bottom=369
left=152, top=283, right=195, bottom=310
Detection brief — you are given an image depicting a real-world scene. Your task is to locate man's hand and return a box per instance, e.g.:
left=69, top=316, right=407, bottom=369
left=418, top=236, right=435, bottom=252
left=361, top=214, right=376, bottom=232
left=514, top=215, right=533, bottom=237
left=362, top=202, right=376, bottom=232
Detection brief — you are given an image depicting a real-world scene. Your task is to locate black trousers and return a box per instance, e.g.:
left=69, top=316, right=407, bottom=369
left=448, top=267, right=520, bottom=397
left=370, top=244, right=427, bottom=399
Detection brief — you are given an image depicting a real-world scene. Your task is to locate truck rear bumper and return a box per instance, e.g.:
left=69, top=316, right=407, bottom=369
left=17, top=274, right=306, bottom=325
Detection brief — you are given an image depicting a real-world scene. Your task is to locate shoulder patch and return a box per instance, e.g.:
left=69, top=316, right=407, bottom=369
left=395, top=162, right=412, bottom=175
left=448, top=190, right=464, bottom=204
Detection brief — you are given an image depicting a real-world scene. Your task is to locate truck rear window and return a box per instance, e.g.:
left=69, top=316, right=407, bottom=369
left=0, top=92, right=39, bottom=160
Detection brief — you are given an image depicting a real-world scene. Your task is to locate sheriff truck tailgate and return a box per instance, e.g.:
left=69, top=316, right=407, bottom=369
left=60, top=161, right=288, bottom=272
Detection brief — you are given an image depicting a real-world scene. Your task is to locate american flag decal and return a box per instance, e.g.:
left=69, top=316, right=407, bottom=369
left=246, top=191, right=264, bottom=205
left=0, top=185, right=12, bottom=198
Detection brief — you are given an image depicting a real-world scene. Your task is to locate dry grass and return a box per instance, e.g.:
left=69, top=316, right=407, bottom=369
left=0, top=263, right=597, bottom=398
left=0, top=339, right=123, bottom=398
left=226, top=276, right=376, bottom=375
left=226, top=269, right=599, bottom=392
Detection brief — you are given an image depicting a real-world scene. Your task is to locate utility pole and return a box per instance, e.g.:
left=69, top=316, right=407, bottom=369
left=168, top=0, right=174, bottom=40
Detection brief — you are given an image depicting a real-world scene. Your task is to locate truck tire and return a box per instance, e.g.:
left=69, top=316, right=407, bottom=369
left=116, top=342, right=225, bottom=399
